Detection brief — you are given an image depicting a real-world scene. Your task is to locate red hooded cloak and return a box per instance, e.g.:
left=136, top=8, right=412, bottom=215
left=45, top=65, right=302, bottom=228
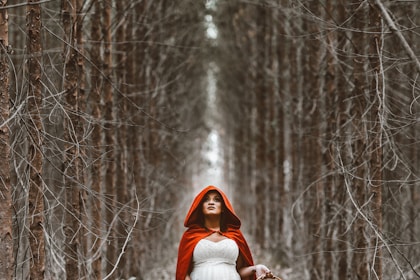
left=176, top=185, right=255, bottom=280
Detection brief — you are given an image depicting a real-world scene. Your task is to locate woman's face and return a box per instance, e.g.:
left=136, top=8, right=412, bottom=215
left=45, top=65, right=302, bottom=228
left=202, top=191, right=223, bottom=217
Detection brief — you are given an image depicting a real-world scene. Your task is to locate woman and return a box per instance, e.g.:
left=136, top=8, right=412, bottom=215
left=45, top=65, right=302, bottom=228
left=176, top=185, right=271, bottom=280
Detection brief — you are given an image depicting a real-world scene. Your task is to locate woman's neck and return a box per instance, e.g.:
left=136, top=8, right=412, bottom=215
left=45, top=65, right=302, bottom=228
left=204, top=217, right=221, bottom=231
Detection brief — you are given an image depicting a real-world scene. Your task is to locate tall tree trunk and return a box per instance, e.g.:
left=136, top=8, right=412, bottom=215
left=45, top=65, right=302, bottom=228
left=254, top=5, right=267, bottom=247
left=264, top=7, right=275, bottom=249
left=89, top=0, right=102, bottom=278
left=0, top=2, right=14, bottom=278
left=41, top=0, right=66, bottom=277
left=128, top=1, right=148, bottom=275
left=368, top=2, right=383, bottom=278
left=62, top=0, right=81, bottom=277
left=75, top=0, right=86, bottom=275
left=115, top=0, right=128, bottom=276
left=350, top=2, right=369, bottom=279
left=102, top=0, right=116, bottom=275
left=289, top=10, right=305, bottom=261
left=9, top=3, right=29, bottom=278
left=322, top=1, right=347, bottom=278
left=270, top=3, right=285, bottom=255
left=323, top=3, right=336, bottom=278
left=303, top=2, right=323, bottom=278
left=335, top=1, right=349, bottom=277
left=143, top=1, right=161, bottom=264
left=279, top=4, right=294, bottom=262
left=409, top=1, right=420, bottom=258
left=26, top=1, right=45, bottom=278
left=123, top=20, right=134, bottom=278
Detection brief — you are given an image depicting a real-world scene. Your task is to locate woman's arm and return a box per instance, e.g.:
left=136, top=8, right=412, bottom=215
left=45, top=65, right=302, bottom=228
left=185, top=275, right=191, bottom=280
left=237, top=253, right=270, bottom=278
left=238, top=265, right=257, bottom=278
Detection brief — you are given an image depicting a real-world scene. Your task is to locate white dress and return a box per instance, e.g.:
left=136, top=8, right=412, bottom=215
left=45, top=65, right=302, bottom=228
left=190, top=238, right=241, bottom=280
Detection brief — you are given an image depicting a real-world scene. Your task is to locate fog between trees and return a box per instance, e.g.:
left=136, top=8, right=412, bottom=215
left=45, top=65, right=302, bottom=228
left=0, top=0, right=419, bottom=279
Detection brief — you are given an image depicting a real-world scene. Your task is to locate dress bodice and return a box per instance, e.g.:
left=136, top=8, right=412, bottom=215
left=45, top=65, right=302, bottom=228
left=190, top=238, right=241, bottom=280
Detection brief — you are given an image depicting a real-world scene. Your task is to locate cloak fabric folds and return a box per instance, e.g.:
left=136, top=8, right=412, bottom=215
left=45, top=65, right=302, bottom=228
left=176, top=185, right=255, bottom=280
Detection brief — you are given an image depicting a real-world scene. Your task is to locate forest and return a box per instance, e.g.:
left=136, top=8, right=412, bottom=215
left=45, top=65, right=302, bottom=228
left=0, top=0, right=419, bottom=279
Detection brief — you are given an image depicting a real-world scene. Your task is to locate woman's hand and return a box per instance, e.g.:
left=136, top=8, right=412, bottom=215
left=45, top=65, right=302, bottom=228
left=239, top=264, right=271, bottom=278
left=254, top=264, right=271, bottom=278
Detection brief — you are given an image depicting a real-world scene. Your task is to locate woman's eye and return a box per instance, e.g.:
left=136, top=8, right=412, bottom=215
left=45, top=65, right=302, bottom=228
left=203, top=194, right=222, bottom=203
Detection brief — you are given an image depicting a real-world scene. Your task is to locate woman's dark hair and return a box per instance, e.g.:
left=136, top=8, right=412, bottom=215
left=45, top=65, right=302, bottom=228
left=198, top=190, right=228, bottom=232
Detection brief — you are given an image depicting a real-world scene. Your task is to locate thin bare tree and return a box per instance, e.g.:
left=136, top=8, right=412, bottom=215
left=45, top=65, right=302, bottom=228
left=101, top=0, right=116, bottom=275
left=26, top=0, right=45, bottom=278
left=62, top=0, right=83, bottom=277
left=0, top=1, right=14, bottom=278
left=367, top=1, right=384, bottom=278
left=115, top=0, right=129, bottom=277
left=88, top=0, right=103, bottom=277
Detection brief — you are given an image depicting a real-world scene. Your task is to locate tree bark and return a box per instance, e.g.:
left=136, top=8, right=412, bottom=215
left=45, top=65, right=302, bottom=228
left=323, top=2, right=336, bottom=278
left=254, top=4, right=267, bottom=247
left=350, top=2, right=370, bottom=279
left=270, top=3, right=285, bottom=256
left=102, top=0, right=116, bottom=275
left=0, top=2, right=14, bottom=278
left=368, top=2, right=383, bottom=278
left=335, top=1, right=349, bottom=278
left=303, top=1, right=324, bottom=278
left=128, top=0, right=148, bottom=275
left=41, top=0, right=66, bottom=277
left=26, top=1, right=45, bottom=278
left=62, top=0, right=81, bottom=277
left=281, top=9, right=294, bottom=260
left=115, top=0, right=128, bottom=276
left=88, top=0, right=102, bottom=278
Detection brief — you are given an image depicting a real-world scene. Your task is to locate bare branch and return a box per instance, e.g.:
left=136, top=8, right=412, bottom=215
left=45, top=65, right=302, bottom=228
left=374, top=0, right=420, bottom=72
left=0, top=0, right=54, bottom=10
left=102, top=194, right=140, bottom=280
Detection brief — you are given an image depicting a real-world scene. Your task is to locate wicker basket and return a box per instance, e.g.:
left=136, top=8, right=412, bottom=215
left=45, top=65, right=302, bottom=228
left=256, top=272, right=283, bottom=280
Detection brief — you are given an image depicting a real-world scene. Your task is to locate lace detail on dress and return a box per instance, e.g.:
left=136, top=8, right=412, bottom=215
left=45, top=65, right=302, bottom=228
left=190, top=238, right=241, bottom=280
